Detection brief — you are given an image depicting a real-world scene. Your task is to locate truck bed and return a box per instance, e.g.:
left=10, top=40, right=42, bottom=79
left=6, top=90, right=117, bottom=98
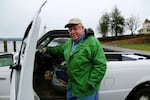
left=105, top=52, right=146, bottom=61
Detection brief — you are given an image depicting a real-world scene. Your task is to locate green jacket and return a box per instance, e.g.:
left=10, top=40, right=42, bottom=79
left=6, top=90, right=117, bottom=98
left=47, top=36, right=107, bottom=97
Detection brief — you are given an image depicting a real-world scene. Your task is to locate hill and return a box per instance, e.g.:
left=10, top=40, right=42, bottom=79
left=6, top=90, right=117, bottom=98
left=99, top=34, right=150, bottom=51
left=99, top=34, right=150, bottom=44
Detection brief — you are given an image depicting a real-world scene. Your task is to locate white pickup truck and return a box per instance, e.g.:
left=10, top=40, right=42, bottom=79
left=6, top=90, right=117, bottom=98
left=1, top=1, right=150, bottom=100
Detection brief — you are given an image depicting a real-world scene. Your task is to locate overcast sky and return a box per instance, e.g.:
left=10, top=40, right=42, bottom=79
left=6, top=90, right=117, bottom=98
left=0, top=0, right=150, bottom=38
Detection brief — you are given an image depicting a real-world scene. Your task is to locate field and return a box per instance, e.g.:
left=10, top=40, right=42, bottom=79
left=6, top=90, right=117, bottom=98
left=117, top=44, right=150, bottom=51
left=101, top=34, right=150, bottom=51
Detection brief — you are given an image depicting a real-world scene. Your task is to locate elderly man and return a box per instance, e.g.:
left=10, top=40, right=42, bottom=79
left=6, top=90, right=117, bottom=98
left=42, top=18, right=107, bottom=100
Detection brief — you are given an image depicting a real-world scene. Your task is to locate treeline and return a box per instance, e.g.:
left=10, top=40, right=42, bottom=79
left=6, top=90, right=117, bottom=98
left=97, top=6, right=140, bottom=37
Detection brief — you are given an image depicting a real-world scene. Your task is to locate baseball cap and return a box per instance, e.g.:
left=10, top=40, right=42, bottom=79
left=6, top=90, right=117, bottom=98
left=64, top=18, right=82, bottom=28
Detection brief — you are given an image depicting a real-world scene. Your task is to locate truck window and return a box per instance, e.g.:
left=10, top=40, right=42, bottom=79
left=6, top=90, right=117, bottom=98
left=0, top=54, right=13, bottom=67
left=38, top=37, right=51, bottom=50
left=48, top=37, right=69, bottom=47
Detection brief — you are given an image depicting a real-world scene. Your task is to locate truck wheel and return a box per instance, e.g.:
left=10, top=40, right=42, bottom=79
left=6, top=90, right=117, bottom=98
left=132, top=88, right=150, bottom=100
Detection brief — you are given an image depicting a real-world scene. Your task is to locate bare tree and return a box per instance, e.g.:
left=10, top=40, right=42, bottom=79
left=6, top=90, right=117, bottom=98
left=126, top=15, right=140, bottom=35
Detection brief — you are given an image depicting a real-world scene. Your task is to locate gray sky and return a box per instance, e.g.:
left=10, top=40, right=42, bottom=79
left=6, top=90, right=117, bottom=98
left=0, top=0, right=150, bottom=38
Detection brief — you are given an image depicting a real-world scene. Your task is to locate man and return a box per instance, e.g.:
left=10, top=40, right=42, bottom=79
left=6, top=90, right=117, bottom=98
left=42, top=18, right=107, bottom=100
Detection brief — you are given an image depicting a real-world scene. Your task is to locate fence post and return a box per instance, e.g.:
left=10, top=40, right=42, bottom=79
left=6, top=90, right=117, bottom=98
left=3, top=40, right=7, bottom=52
left=13, top=41, right=16, bottom=52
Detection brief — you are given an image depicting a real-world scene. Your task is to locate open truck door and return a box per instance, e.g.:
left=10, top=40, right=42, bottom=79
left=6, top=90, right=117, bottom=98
left=10, top=1, right=47, bottom=100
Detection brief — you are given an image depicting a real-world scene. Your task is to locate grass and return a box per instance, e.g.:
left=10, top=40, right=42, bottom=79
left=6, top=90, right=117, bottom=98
left=117, top=44, right=150, bottom=51
left=102, top=34, right=150, bottom=51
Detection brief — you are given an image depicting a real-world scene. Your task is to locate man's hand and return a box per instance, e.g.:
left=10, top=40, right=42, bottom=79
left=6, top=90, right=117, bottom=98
left=42, top=48, right=47, bottom=53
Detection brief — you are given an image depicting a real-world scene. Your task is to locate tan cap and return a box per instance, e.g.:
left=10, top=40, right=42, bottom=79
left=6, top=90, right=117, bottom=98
left=65, top=18, right=82, bottom=28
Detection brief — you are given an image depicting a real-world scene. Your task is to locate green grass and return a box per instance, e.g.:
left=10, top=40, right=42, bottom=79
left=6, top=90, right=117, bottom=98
left=117, top=44, right=150, bottom=51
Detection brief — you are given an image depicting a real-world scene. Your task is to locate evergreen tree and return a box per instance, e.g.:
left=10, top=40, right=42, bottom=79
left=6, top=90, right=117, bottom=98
left=110, top=6, right=125, bottom=36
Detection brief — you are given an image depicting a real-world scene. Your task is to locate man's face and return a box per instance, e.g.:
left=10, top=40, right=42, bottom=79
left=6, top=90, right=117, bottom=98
left=68, top=24, right=84, bottom=41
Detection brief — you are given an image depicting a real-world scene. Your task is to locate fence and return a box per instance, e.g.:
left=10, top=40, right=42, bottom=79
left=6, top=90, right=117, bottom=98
left=0, top=39, right=22, bottom=53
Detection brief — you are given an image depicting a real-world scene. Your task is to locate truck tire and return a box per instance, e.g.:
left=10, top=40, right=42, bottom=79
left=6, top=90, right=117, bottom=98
left=132, top=88, right=150, bottom=100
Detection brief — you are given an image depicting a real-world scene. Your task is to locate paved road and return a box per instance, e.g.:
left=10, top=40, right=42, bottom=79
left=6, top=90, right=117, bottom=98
left=103, top=45, right=150, bottom=58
